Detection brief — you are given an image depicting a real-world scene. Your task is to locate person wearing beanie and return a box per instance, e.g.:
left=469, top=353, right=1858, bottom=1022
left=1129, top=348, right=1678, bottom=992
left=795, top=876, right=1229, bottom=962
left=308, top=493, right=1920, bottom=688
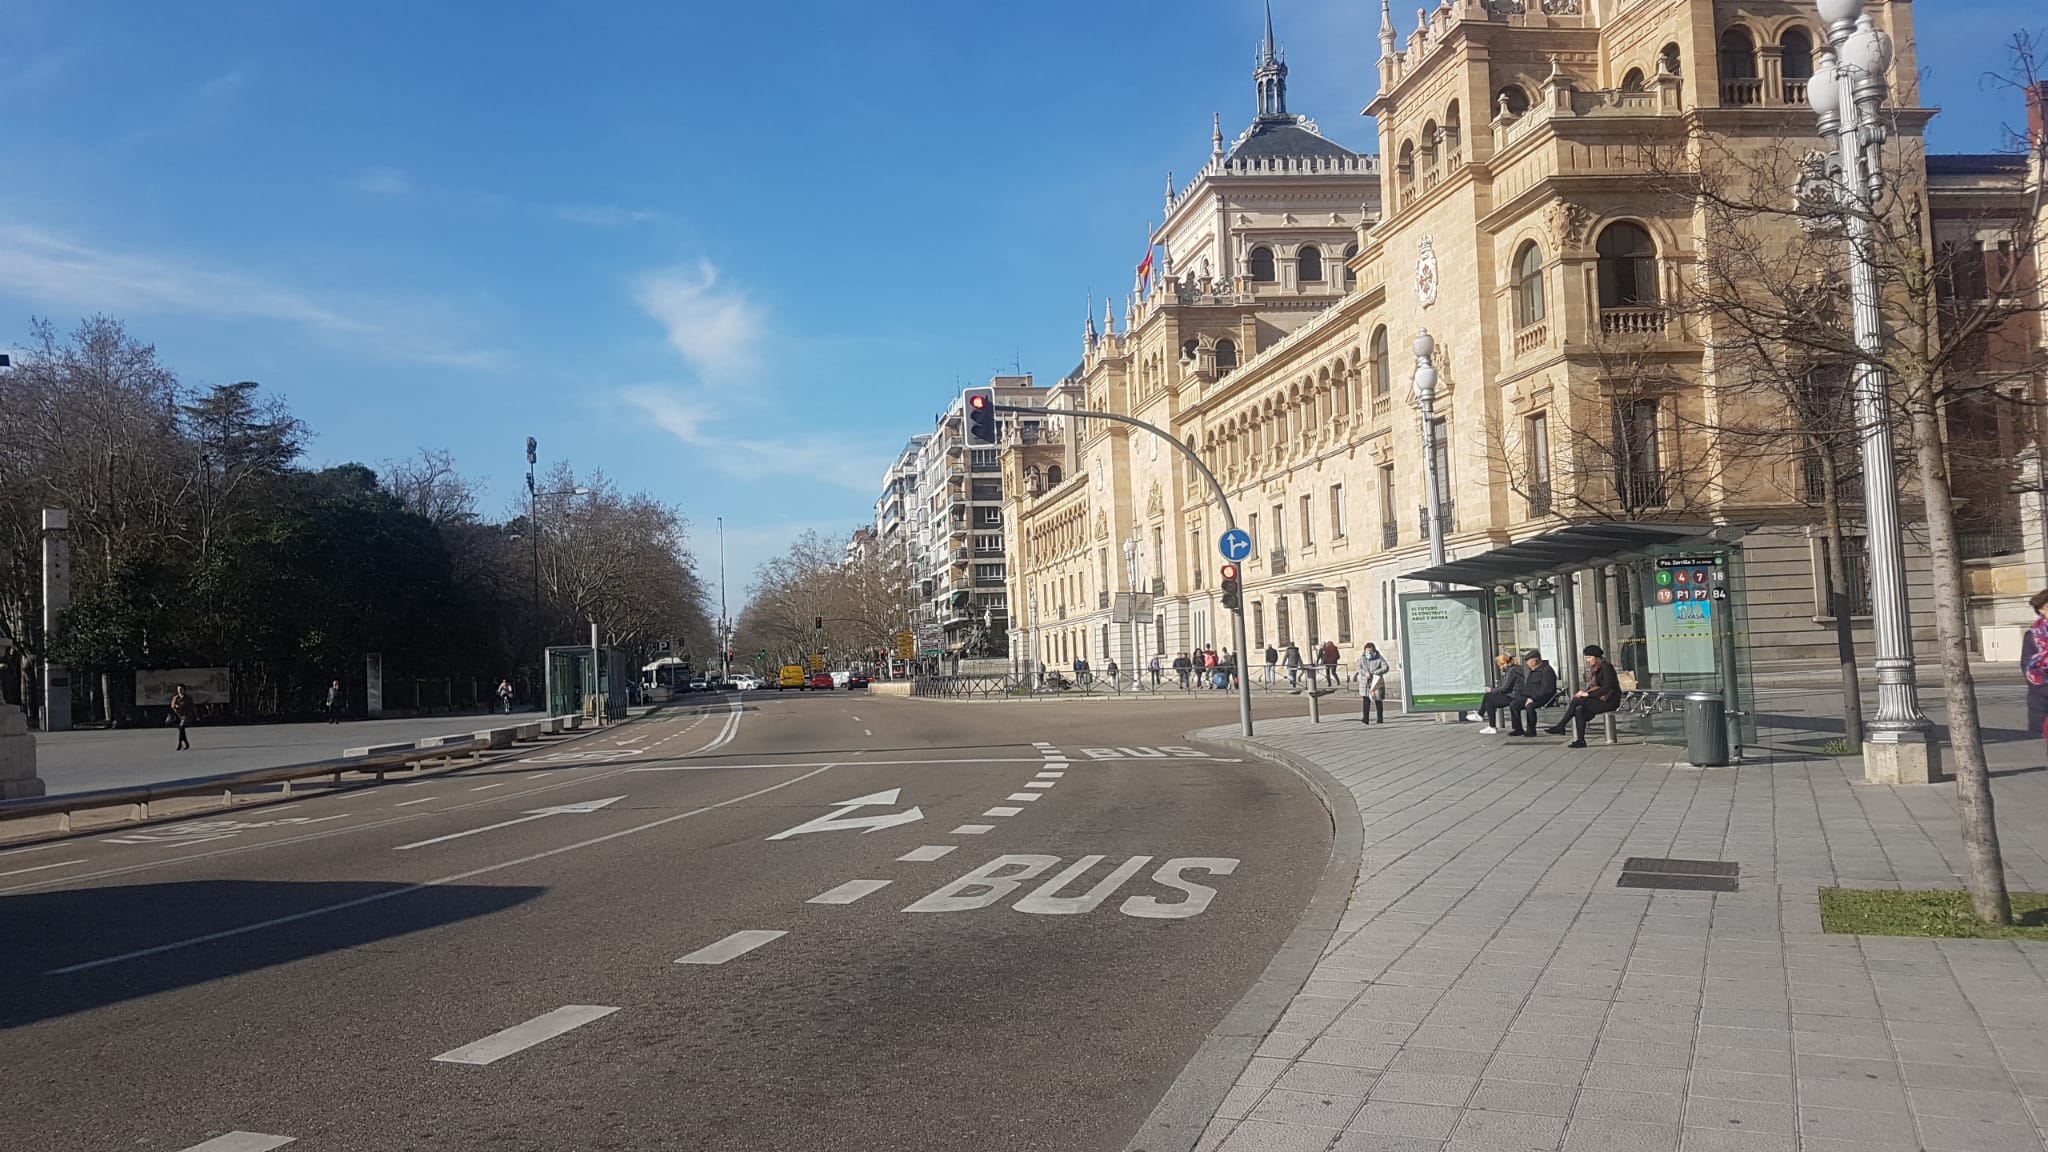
left=1544, top=644, right=1621, bottom=747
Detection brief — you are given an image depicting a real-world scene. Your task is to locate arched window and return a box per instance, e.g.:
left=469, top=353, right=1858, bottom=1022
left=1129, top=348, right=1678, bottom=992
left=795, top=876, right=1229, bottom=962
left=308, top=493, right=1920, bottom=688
left=1443, top=100, right=1462, bottom=157
left=1659, top=42, right=1682, bottom=76
left=1370, top=326, right=1390, bottom=398
left=1248, top=247, right=1276, bottom=282
left=1396, top=140, right=1416, bottom=197
left=1596, top=222, right=1658, bottom=308
left=1621, top=67, right=1645, bottom=92
left=1298, top=246, right=1323, bottom=282
left=1216, top=338, right=1239, bottom=369
left=1420, top=120, right=1440, bottom=167
left=1720, top=27, right=1759, bottom=103
left=1047, top=465, right=1063, bottom=486
left=1181, top=338, right=1199, bottom=361
left=1343, top=243, right=1358, bottom=289
left=1781, top=28, right=1814, bottom=101
left=1494, top=85, right=1530, bottom=117
left=1514, top=241, right=1546, bottom=327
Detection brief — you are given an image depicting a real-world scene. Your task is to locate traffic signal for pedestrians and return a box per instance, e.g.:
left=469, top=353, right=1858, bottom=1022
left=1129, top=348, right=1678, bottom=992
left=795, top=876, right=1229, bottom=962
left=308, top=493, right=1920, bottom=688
left=964, top=387, right=997, bottom=446
left=1220, top=563, right=1241, bottom=611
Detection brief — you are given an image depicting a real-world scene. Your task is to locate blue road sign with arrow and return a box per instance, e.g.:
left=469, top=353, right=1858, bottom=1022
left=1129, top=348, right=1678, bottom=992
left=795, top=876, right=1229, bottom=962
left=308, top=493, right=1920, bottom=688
left=1219, top=528, right=1254, bottom=562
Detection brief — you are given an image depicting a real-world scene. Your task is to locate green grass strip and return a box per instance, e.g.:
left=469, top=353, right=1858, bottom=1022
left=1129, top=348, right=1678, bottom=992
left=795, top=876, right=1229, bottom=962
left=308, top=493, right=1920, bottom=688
left=1819, top=888, right=2048, bottom=940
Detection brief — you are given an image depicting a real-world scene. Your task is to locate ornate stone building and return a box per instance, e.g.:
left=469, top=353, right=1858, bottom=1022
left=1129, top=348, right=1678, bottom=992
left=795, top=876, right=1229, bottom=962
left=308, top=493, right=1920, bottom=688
left=1006, top=0, right=2048, bottom=678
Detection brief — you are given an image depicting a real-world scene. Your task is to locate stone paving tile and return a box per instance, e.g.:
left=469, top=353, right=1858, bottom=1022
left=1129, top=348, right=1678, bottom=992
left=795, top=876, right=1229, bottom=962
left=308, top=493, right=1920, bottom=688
left=1199, top=706, right=2048, bottom=1152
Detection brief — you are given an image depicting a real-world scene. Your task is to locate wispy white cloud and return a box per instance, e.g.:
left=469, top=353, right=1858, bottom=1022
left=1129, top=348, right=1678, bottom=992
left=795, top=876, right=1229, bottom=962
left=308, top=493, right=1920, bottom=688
left=195, top=67, right=249, bottom=102
left=350, top=167, right=414, bottom=197
left=553, top=203, right=671, bottom=228
left=634, top=261, right=762, bottom=381
left=621, top=385, right=890, bottom=495
left=0, top=224, right=504, bottom=372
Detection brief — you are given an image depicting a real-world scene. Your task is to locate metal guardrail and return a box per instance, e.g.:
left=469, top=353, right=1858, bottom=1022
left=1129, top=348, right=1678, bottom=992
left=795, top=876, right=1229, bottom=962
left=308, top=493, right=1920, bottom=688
left=0, top=713, right=588, bottom=832
left=912, top=670, right=1358, bottom=700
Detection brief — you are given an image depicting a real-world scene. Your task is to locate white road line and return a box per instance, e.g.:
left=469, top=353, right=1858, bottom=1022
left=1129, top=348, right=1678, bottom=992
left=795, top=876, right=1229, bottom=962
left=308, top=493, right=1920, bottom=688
left=808, top=880, right=891, bottom=905
left=984, top=806, right=1022, bottom=817
left=0, top=859, right=83, bottom=878
left=525, top=772, right=554, bottom=779
left=393, top=796, right=437, bottom=807
left=1031, top=741, right=1054, bottom=748
left=1006, top=793, right=1041, bottom=802
left=431, top=1004, right=620, bottom=1065
left=266, top=804, right=301, bottom=813
left=951, top=824, right=994, bottom=835
left=693, top=700, right=745, bottom=756
left=1041, top=761, right=1068, bottom=768
left=175, top=1133, right=297, bottom=1152
left=630, top=757, right=1047, bottom=772
left=48, top=765, right=836, bottom=975
left=401, top=779, right=432, bottom=786
left=850, top=716, right=861, bottom=722
left=1035, top=771, right=1064, bottom=778
left=898, top=845, right=956, bottom=862
left=864, top=729, right=873, bottom=736
left=0, top=843, right=57, bottom=857
left=675, top=929, right=787, bottom=965
left=470, top=783, right=506, bottom=792
left=1025, top=781, right=1056, bottom=789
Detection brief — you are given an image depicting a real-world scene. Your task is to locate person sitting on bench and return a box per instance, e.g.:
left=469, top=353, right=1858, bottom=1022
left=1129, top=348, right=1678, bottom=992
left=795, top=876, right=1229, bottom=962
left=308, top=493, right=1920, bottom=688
left=1510, top=650, right=1557, bottom=737
left=1545, top=645, right=1621, bottom=747
left=1477, top=653, right=1525, bottom=734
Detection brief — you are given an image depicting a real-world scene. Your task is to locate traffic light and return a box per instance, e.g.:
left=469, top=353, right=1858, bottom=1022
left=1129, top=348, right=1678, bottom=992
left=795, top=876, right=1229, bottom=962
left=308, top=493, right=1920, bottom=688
left=814, top=616, right=823, bottom=630
left=964, top=387, right=997, bottom=446
left=1220, top=563, right=1241, bottom=611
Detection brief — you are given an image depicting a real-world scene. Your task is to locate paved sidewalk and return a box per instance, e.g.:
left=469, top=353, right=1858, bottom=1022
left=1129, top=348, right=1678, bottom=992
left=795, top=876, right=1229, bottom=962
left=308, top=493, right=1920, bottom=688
left=1191, top=703, right=2048, bottom=1152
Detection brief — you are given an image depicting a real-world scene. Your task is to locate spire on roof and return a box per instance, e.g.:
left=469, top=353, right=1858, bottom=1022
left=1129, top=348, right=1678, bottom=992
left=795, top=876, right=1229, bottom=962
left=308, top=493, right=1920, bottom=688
left=1379, top=0, right=1396, bottom=55
left=1085, top=294, right=1097, bottom=350
left=1212, top=113, right=1225, bottom=159
left=1164, top=171, right=1174, bottom=211
left=1254, top=3, right=1289, bottom=120
left=1105, top=295, right=1116, bottom=337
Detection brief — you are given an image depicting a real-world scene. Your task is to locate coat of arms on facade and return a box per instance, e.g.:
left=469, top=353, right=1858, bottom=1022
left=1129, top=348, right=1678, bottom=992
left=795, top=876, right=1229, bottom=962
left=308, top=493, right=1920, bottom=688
left=1416, top=236, right=1439, bottom=307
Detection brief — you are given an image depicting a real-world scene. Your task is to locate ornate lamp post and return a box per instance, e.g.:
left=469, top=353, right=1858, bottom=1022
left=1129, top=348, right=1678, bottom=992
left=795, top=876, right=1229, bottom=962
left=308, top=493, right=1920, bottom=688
left=1807, top=0, right=1935, bottom=782
left=1412, top=329, right=1447, bottom=590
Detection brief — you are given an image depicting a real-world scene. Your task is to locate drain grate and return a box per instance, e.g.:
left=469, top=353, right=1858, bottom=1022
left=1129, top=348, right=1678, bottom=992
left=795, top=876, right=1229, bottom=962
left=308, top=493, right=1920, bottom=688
left=1617, top=857, right=1739, bottom=892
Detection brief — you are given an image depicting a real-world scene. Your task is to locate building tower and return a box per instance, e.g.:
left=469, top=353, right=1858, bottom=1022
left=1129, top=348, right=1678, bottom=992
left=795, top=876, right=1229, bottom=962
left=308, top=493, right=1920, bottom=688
left=1255, top=2, right=1288, bottom=120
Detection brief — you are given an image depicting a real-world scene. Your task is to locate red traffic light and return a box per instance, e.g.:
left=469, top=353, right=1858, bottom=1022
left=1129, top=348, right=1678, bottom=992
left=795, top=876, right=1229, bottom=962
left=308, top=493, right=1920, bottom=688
left=1220, top=563, right=1239, bottom=580
left=968, top=393, right=988, bottom=410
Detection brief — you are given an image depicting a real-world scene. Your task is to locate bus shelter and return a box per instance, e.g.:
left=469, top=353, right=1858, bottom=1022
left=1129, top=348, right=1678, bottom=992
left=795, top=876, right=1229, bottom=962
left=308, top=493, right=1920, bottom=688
left=1400, top=522, right=1758, bottom=757
left=545, top=644, right=632, bottom=720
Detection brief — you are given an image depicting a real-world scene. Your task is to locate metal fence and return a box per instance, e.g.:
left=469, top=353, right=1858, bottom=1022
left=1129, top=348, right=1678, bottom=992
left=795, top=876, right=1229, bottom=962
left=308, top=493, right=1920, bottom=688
left=913, top=666, right=1359, bottom=699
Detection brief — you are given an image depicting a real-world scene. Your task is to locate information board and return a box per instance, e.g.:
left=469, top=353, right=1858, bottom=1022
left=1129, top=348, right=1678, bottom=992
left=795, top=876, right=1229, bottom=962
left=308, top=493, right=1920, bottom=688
left=1642, top=554, right=1725, bottom=675
left=1397, top=590, right=1490, bottom=711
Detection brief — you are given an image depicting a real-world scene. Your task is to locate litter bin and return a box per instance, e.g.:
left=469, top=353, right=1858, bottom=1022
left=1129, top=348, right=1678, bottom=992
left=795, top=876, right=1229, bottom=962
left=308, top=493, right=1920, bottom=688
left=1683, top=691, right=1730, bottom=767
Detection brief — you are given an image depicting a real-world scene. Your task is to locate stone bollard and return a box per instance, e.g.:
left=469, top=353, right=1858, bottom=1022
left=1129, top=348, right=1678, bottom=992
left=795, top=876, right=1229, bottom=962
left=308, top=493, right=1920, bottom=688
left=0, top=706, right=47, bottom=799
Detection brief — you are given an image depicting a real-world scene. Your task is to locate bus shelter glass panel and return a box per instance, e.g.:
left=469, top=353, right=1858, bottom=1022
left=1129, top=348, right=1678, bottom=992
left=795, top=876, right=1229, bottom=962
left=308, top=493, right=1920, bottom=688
left=1627, top=547, right=1756, bottom=749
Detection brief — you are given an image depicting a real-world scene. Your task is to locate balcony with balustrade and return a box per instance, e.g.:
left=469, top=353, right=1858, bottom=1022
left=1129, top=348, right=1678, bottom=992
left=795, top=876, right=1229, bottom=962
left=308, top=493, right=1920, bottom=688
left=1599, top=307, right=1669, bottom=338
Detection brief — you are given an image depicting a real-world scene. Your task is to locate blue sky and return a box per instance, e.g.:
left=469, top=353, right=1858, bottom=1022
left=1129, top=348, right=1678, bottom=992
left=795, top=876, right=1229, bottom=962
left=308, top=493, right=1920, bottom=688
left=0, top=1, right=2036, bottom=600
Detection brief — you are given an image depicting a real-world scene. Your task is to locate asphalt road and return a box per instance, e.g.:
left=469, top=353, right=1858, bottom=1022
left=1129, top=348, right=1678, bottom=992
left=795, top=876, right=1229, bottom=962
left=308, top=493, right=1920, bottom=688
left=1, top=691, right=1332, bottom=1152
left=33, top=709, right=545, bottom=795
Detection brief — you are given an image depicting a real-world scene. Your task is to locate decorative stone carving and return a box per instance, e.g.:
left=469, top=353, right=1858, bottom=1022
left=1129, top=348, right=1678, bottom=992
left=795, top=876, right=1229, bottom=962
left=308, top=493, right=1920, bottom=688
left=1539, top=0, right=1580, bottom=12
left=1550, top=198, right=1594, bottom=248
left=1147, top=483, right=1163, bottom=519
left=1415, top=236, right=1439, bottom=307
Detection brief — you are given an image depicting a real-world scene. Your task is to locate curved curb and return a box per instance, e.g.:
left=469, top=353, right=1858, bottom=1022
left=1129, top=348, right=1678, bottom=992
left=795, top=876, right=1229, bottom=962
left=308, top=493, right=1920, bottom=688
left=1123, top=728, right=1364, bottom=1152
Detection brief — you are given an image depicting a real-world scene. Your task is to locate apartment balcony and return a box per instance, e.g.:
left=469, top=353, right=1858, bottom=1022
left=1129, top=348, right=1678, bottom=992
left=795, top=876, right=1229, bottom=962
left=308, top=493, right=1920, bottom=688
left=1513, top=321, right=1550, bottom=359
left=1721, top=77, right=1764, bottom=106
left=974, top=575, right=1007, bottom=588
left=1381, top=520, right=1399, bottom=550
left=1783, top=78, right=1808, bottom=105
left=1615, top=472, right=1671, bottom=512
left=1599, top=306, right=1669, bottom=338
left=1268, top=549, right=1288, bottom=576
left=1528, top=481, right=1554, bottom=518
left=969, top=460, right=1000, bottom=473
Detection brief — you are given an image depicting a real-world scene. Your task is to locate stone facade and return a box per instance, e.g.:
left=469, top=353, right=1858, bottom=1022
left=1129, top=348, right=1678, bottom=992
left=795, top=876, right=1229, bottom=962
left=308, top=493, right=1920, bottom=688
left=1007, top=0, right=2039, bottom=676
left=0, top=706, right=45, bottom=801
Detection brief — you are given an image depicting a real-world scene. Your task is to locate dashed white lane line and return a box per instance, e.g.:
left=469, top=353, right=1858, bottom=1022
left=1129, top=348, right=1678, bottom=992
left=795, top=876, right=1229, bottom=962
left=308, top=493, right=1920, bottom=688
left=951, top=824, right=994, bottom=835
left=898, top=845, right=956, bottom=862
left=675, top=929, right=787, bottom=965
left=1006, top=793, right=1041, bottom=802
left=525, top=772, right=555, bottom=780
left=808, top=879, right=892, bottom=905
left=0, top=843, right=58, bottom=857
left=393, top=796, right=437, bottom=807
left=175, top=1133, right=297, bottom=1152
left=1025, top=781, right=1056, bottom=789
left=1035, top=771, right=1064, bottom=778
left=469, top=783, right=506, bottom=792
left=984, top=806, right=1023, bottom=817
left=864, top=729, right=873, bottom=736
left=432, top=1004, right=620, bottom=1065
left=0, top=859, right=83, bottom=878
left=1031, top=741, right=1054, bottom=748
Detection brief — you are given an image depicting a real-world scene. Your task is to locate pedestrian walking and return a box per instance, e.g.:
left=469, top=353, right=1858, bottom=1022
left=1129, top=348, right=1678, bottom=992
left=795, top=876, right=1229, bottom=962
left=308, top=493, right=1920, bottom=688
left=169, top=683, right=192, bottom=751
left=1148, top=654, right=1162, bottom=686
left=1510, top=650, right=1558, bottom=737
left=1356, top=643, right=1390, bottom=723
left=1074, top=656, right=1091, bottom=689
left=1318, top=640, right=1340, bottom=687
left=1173, top=652, right=1192, bottom=690
left=2024, top=589, right=2048, bottom=751
left=496, top=677, right=514, bottom=714
left=1264, top=645, right=1279, bottom=685
left=1105, top=658, right=1120, bottom=691
left=1545, top=645, right=1621, bottom=747
left=1283, top=642, right=1304, bottom=690
left=1475, top=654, right=1525, bottom=734
left=324, top=679, right=344, bottom=724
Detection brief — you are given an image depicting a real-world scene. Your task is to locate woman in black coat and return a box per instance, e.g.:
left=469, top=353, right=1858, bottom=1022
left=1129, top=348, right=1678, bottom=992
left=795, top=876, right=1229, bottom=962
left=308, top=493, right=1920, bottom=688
left=1545, top=644, right=1622, bottom=748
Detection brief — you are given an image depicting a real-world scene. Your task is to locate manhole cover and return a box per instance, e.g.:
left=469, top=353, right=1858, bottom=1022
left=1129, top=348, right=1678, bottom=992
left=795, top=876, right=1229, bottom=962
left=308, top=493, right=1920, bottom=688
left=1617, top=857, right=1738, bottom=892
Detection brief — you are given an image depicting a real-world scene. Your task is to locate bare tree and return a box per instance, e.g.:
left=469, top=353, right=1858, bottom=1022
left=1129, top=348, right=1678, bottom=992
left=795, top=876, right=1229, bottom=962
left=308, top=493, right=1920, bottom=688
left=382, top=448, right=478, bottom=526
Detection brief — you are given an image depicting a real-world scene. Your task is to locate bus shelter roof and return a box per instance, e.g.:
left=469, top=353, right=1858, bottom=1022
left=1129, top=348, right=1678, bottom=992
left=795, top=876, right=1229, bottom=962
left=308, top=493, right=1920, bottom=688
left=1400, top=522, right=1741, bottom=588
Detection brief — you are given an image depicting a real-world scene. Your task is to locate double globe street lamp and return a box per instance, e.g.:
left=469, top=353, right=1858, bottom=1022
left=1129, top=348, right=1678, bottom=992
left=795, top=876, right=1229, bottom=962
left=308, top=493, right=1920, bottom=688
left=1805, top=0, right=1935, bottom=781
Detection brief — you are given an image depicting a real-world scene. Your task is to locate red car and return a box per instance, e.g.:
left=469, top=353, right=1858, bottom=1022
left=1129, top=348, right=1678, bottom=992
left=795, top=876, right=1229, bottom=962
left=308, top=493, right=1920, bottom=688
left=808, top=672, right=835, bottom=690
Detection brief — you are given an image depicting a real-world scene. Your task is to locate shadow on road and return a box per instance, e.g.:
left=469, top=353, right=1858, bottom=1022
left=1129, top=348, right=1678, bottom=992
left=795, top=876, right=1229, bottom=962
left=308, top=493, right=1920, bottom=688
left=0, top=879, right=542, bottom=1028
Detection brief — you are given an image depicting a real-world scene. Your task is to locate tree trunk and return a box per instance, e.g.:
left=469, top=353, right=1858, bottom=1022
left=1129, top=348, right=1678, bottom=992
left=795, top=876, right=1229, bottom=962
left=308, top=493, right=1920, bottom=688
left=1910, top=397, right=2010, bottom=924
left=1819, top=457, right=1865, bottom=747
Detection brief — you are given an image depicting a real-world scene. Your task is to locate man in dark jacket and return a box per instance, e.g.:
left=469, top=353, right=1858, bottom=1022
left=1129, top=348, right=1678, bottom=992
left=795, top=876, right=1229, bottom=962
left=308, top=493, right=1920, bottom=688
left=1477, top=654, right=1525, bottom=734
left=1511, top=650, right=1557, bottom=738
left=1319, top=641, right=1341, bottom=686
left=1546, top=644, right=1622, bottom=747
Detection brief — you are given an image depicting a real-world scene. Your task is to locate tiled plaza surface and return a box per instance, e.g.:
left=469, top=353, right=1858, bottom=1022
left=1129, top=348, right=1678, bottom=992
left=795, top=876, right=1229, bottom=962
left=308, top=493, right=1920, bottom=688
left=1195, top=684, right=2048, bottom=1152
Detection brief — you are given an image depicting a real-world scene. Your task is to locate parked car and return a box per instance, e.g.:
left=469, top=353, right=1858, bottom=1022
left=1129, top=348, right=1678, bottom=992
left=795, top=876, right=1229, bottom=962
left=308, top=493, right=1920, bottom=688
left=808, top=672, right=835, bottom=690
left=845, top=672, right=872, bottom=689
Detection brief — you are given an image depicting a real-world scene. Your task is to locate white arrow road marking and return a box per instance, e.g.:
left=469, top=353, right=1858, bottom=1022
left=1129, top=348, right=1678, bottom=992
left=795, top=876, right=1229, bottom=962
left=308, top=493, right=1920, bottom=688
left=808, top=879, right=891, bottom=905
left=675, top=929, right=786, bottom=965
left=765, top=788, right=922, bottom=840
left=394, top=796, right=626, bottom=851
left=175, top=1134, right=296, bottom=1152
left=432, top=1004, right=619, bottom=1065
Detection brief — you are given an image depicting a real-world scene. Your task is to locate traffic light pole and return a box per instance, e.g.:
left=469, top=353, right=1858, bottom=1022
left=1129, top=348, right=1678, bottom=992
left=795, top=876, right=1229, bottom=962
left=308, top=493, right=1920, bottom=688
left=992, top=403, right=1253, bottom=737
